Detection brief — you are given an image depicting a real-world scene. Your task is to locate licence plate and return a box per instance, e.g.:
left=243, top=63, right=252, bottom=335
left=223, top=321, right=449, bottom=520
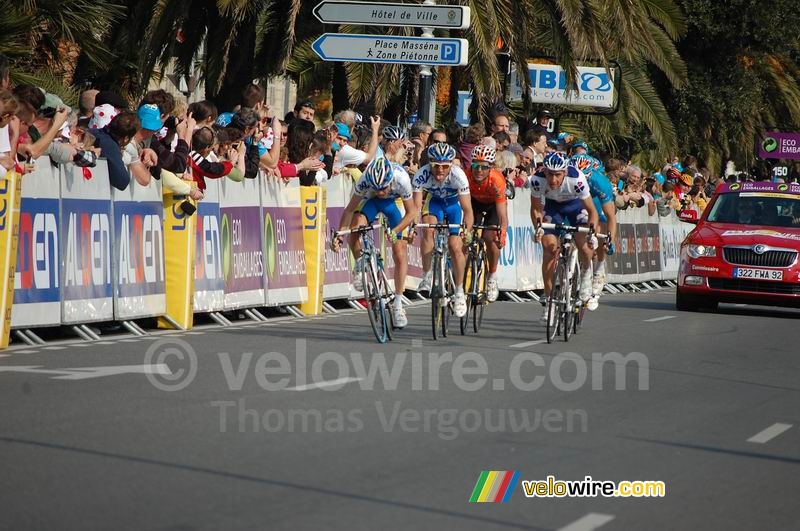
left=733, top=268, right=783, bottom=280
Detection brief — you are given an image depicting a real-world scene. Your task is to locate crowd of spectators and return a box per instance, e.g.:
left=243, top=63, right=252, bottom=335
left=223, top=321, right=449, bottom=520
left=1, top=50, right=795, bottom=224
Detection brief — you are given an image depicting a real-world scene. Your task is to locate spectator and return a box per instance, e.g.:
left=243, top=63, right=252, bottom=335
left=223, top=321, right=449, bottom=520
left=78, top=89, right=98, bottom=120
left=141, top=89, right=192, bottom=175
left=445, top=122, right=463, bottom=147
left=189, top=100, right=218, bottom=128
left=524, top=130, right=547, bottom=166
left=90, top=111, right=139, bottom=190
left=0, top=89, right=18, bottom=176
left=656, top=182, right=680, bottom=215
left=332, top=115, right=380, bottom=171
left=457, top=122, right=483, bottom=167
left=529, top=109, right=553, bottom=139
left=188, top=127, right=242, bottom=190
left=490, top=112, right=510, bottom=135
left=493, top=131, right=511, bottom=151
left=287, top=99, right=315, bottom=123
left=119, top=103, right=165, bottom=187
left=507, top=121, right=521, bottom=147
left=381, top=125, right=407, bottom=165
left=13, top=86, right=71, bottom=163
left=409, top=120, right=432, bottom=149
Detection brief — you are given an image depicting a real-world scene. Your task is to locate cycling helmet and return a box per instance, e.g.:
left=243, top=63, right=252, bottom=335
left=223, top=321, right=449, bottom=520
left=363, top=157, right=394, bottom=189
left=471, top=144, right=497, bottom=164
left=427, top=142, right=456, bottom=163
left=543, top=152, right=569, bottom=171
left=570, top=153, right=594, bottom=172
left=572, top=140, right=590, bottom=153
left=383, top=125, right=406, bottom=141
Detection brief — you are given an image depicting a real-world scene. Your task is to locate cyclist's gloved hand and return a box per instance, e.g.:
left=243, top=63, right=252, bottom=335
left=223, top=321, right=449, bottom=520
left=607, top=241, right=615, bottom=256
left=387, top=231, right=399, bottom=245
left=463, top=230, right=474, bottom=245
left=331, top=235, right=343, bottom=251
left=496, top=230, right=507, bottom=249
left=534, top=227, right=545, bottom=242
left=588, top=235, right=599, bottom=250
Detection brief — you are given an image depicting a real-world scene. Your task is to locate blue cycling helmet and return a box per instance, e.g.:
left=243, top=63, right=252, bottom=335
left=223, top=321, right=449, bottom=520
left=572, top=140, right=590, bottom=153
left=364, top=157, right=394, bottom=189
left=570, top=153, right=595, bottom=172
left=543, top=152, right=569, bottom=171
left=427, top=142, right=456, bottom=163
left=382, top=125, right=406, bottom=141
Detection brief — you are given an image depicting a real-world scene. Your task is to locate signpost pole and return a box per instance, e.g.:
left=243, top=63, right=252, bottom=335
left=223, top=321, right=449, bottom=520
left=418, top=0, right=435, bottom=124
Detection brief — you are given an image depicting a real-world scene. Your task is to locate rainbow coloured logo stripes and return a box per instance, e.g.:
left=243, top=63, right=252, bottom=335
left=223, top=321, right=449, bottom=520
left=469, top=471, right=521, bottom=502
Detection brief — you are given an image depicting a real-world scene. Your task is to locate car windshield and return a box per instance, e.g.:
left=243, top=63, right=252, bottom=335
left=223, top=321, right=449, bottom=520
left=706, top=192, right=800, bottom=227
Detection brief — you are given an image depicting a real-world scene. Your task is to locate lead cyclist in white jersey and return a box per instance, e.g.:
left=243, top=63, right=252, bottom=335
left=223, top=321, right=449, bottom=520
left=529, top=152, right=600, bottom=322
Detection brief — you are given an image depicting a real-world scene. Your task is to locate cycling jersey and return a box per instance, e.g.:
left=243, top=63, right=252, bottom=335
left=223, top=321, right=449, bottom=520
left=353, top=162, right=413, bottom=200
left=529, top=166, right=590, bottom=203
left=585, top=168, right=615, bottom=224
left=412, top=164, right=470, bottom=199
left=466, top=168, right=507, bottom=204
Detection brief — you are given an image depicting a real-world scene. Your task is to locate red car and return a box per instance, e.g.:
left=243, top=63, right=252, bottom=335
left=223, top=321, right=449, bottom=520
left=677, top=181, right=800, bottom=311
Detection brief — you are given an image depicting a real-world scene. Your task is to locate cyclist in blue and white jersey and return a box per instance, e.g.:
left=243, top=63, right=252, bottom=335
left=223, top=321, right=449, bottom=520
left=570, top=153, right=617, bottom=310
left=335, top=158, right=418, bottom=328
left=413, top=142, right=474, bottom=318
left=530, top=152, right=600, bottom=322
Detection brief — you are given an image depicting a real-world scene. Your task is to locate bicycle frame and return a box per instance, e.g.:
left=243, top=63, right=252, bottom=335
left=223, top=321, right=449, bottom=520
left=414, top=221, right=461, bottom=339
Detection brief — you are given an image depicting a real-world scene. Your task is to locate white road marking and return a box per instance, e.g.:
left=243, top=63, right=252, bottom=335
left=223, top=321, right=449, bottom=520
left=93, top=341, right=116, bottom=345
left=286, top=377, right=362, bottom=391
left=510, top=339, right=546, bottom=348
left=559, top=513, right=616, bottom=531
left=184, top=331, right=205, bottom=335
left=119, top=339, right=140, bottom=343
left=643, top=315, right=676, bottom=322
left=734, top=304, right=747, bottom=307
left=0, top=364, right=172, bottom=380
left=747, top=423, right=793, bottom=444
left=42, top=346, right=67, bottom=350
left=11, top=350, right=37, bottom=354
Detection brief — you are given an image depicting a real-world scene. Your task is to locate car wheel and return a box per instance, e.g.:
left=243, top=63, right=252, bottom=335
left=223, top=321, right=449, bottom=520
left=676, top=289, right=700, bottom=312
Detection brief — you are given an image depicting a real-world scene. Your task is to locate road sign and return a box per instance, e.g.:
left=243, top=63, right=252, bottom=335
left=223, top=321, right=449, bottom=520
left=313, top=1, right=470, bottom=29
left=312, top=34, right=468, bottom=66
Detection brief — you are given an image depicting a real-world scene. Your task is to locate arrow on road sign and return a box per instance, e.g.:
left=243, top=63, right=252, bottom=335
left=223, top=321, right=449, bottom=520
left=312, top=34, right=468, bottom=66
left=313, top=1, right=470, bottom=29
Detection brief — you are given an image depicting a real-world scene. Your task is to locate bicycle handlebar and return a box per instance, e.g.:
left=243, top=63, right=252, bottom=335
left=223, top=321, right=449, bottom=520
left=473, top=224, right=502, bottom=231
left=538, top=222, right=609, bottom=240
left=333, top=224, right=382, bottom=237
left=412, top=223, right=463, bottom=230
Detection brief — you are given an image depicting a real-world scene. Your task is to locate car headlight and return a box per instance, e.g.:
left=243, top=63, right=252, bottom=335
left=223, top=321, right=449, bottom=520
left=687, top=244, right=716, bottom=258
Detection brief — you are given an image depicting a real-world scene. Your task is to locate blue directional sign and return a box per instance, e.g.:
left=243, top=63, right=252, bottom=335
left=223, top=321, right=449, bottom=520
left=312, top=33, right=469, bottom=66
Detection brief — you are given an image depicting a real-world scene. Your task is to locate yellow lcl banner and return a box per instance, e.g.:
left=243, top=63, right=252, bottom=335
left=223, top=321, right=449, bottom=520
left=158, top=190, right=197, bottom=330
left=0, top=172, right=22, bottom=348
left=300, top=186, right=326, bottom=315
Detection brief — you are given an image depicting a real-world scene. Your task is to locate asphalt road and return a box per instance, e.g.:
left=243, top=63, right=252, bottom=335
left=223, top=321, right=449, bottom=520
left=1, top=288, right=798, bottom=531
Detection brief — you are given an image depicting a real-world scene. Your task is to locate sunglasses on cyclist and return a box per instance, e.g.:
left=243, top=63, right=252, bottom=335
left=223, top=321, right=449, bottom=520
left=471, top=163, right=491, bottom=171
left=431, top=162, right=451, bottom=169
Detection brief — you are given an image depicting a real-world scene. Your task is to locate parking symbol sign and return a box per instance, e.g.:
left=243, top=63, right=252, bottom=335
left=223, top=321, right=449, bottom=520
left=441, top=43, right=456, bottom=61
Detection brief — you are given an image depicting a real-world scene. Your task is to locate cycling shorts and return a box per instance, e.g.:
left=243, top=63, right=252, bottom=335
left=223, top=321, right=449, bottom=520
left=543, top=198, right=589, bottom=235
left=356, top=197, right=405, bottom=238
left=471, top=198, right=500, bottom=228
left=423, top=195, right=462, bottom=235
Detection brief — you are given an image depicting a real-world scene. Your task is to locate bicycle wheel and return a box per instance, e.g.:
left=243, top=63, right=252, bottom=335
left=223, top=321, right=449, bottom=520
left=431, top=255, right=443, bottom=340
left=563, top=261, right=574, bottom=342
left=473, top=252, right=487, bottom=333
left=460, top=255, right=475, bottom=335
left=379, top=268, right=395, bottom=341
left=546, top=261, right=566, bottom=344
left=571, top=269, right=585, bottom=334
left=442, top=265, right=454, bottom=338
left=363, top=260, right=388, bottom=343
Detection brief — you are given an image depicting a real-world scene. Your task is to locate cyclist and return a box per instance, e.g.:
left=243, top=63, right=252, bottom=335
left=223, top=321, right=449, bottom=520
left=334, top=157, right=418, bottom=328
left=570, top=153, right=617, bottom=310
left=413, top=142, right=474, bottom=318
left=464, top=144, right=509, bottom=302
left=530, top=152, right=599, bottom=323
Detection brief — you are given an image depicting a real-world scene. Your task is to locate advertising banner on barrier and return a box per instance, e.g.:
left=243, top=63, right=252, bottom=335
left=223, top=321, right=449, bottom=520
left=322, top=176, right=353, bottom=299
left=112, top=178, right=166, bottom=319
left=12, top=159, right=61, bottom=328
left=160, top=189, right=196, bottom=330
left=0, top=171, right=23, bottom=347
left=659, top=212, right=692, bottom=280
left=194, top=180, right=223, bottom=312
left=262, top=178, right=307, bottom=306
left=60, top=162, right=113, bottom=324
left=220, top=177, right=266, bottom=310
left=300, top=186, right=326, bottom=315
left=509, top=190, right=542, bottom=291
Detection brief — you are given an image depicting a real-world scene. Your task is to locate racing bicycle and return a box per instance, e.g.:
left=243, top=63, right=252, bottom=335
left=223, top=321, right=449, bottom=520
left=413, top=221, right=462, bottom=340
left=333, top=222, right=395, bottom=343
left=460, top=222, right=501, bottom=335
left=540, top=222, right=606, bottom=344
